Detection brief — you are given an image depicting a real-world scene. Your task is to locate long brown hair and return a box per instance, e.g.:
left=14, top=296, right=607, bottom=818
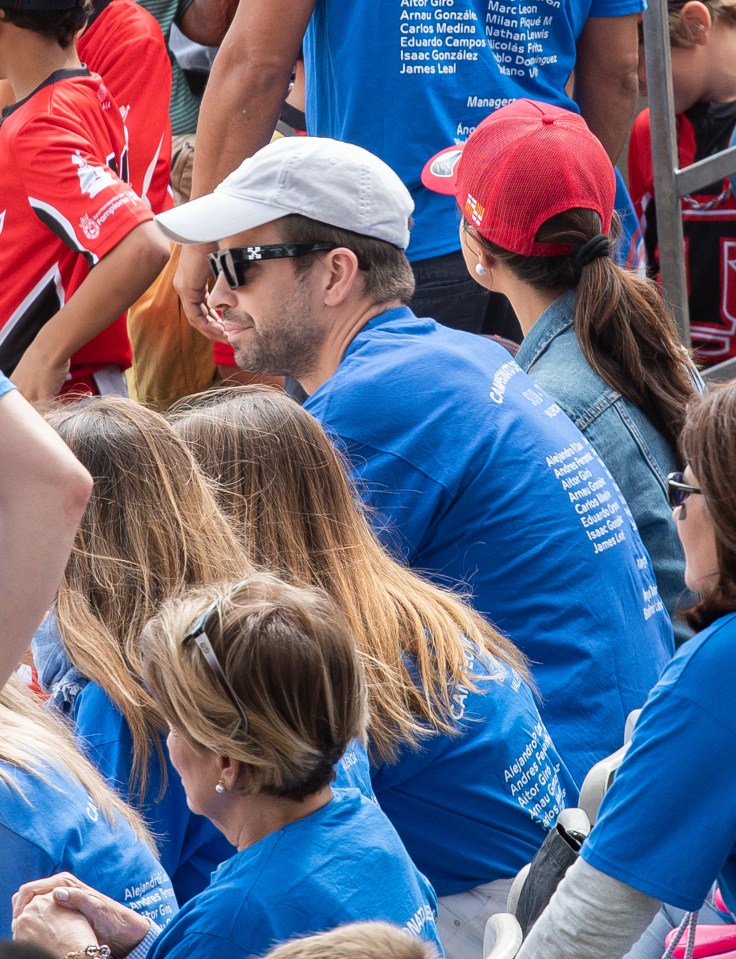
left=168, top=386, right=529, bottom=763
left=468, top=209, right=697, bottom=450
left=679, top=383, right=736, bottom=629
left=46, top=397, right=252, bottom=796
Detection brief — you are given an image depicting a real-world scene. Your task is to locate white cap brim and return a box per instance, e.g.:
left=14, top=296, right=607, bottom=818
left=155, top=193, right=296, bottom=245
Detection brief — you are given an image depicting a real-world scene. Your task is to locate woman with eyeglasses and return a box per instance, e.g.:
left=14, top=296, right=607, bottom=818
left=12, top=575, right=444, bottom=959
left=166, top=385, right=577, bottom=958
left=423, top=99, right=702, bottom=645
left=491, top=381, right=736, bottom=959
left=34, top=397, right=250, bottom=906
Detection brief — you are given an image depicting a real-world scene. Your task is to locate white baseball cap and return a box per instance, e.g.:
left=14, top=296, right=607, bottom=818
left=156, top=136, right=414, bottom=250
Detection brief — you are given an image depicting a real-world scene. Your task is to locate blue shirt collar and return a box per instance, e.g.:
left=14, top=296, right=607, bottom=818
left=343, top=305, right=424, bottom=359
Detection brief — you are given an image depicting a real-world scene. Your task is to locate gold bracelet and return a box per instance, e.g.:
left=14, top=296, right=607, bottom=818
left=60, top=946, right=111, bottom=959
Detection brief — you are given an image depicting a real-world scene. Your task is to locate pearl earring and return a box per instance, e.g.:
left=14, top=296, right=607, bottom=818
left=475, top=262, right=487, bottom=277
left=215, top=779, right=226, bottom=794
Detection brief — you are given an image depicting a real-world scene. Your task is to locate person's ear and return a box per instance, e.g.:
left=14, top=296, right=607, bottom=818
left=217, top=754, right=246, bottom=791
left=479, top=249, right=495, bottom=271
left=321, top=248, right=361, bottom=306
left=680, top=1, right=712, bottom=43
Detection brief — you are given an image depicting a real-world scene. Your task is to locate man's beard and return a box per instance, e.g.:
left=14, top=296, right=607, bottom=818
left=224, top=307, right=322, bottom=381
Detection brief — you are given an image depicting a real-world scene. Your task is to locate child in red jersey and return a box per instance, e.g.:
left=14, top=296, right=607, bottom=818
left=630, top=0, right=736, bottom=368
left=0, top=0, right=170, bottom=401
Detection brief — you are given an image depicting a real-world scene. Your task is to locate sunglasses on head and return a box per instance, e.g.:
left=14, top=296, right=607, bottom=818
left=207, top=243, right=338, bottom=289
left=183, top=591, right=249, bottom=734
left=667, top=471, right=702, bottom=509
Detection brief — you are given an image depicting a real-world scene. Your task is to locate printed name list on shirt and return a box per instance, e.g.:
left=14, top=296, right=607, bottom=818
left=398, top=0, right=559, bottom=114
left=546, top=441, right=630, bottom=556
left=504, top=721, right=566, bottom=829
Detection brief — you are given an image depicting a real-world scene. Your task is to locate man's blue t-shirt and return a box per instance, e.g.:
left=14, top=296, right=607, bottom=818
left=304, top=0, right=644, bottom=262
left=148, top=788, right=443, bottom=959
left=73, top=681, right=236, bottom=905
left=583, top=611, right=736, bottom=912
left=0, top=372, right=13, bottom=399
left=371, top=649, right=578, bottom=896
left=0, top=761, right=178, bottom=936
left=304, top=309, right=674, bottom=784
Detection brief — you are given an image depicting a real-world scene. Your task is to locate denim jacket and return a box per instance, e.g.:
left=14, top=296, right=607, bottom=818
left=516, top=290, right=691, bottom=646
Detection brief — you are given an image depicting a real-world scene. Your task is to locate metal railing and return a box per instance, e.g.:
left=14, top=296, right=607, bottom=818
left=641, top=0, right=736, bottom=381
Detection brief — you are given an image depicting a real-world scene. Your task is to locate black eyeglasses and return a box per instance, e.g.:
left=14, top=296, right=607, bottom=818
left=208, top=243, right=337, bottom=289
left=667, top=471, right=702, bottom=509
left=183, top=594, right=249, bottom=734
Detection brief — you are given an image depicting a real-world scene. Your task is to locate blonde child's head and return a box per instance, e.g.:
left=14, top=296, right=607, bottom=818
left=262, top=923, right=438, bottom=959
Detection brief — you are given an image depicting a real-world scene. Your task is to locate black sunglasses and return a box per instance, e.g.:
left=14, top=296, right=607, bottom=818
left=183, top=593, right=249, bottom=734
left=208, top=243, right=338, bottom=289
left=667, top=471, right=702, bottom=509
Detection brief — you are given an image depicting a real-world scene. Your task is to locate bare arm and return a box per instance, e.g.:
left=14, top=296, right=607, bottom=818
left=11, top=221, right=171, bottom=403
left=178, top=0, right=240, bottom=46
left=0, top=389, right=92, bottom=686
left=174, top=0, right=315, bottom=329
left=574, top=14, right=640, bottom=164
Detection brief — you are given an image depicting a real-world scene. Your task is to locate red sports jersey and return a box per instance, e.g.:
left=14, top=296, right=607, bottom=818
left=629, top=103, right=736, bottom=367
left=0, top=69, right=153, bottom=379
left=78, top=0, right=174, bottom=215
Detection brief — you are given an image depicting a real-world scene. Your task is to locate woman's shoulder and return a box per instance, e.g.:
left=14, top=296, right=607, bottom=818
left=663, top=612, right=736, bottom=688
left=0, top=759, right=94, bottom=849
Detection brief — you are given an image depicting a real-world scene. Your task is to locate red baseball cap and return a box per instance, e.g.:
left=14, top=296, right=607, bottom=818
left=422, top=99, right=615, bottom=257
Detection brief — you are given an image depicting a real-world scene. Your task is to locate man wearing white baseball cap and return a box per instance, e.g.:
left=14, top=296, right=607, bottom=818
left=156, top=134, right=672, bottom=802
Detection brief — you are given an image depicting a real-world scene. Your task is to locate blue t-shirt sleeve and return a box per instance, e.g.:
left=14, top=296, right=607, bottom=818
left=583, top=689, right=736, bottom=911
left=0, top=373, right=15, bottom=400
left=0, top=824, right=55, bottom=936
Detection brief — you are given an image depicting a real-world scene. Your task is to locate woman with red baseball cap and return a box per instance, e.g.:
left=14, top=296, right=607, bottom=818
left=423, top=99, right=700, bottom=646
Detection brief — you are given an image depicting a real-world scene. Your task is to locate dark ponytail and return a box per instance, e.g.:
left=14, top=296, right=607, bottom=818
left=469, top=209, right=696, bottom=451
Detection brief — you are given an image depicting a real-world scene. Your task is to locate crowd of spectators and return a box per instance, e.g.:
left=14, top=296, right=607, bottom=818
left=1, top=1, right=736, bottom=958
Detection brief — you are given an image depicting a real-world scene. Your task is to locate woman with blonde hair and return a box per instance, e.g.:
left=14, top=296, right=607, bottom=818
left=168, top=385, right=577, bottom=957
left=0, top=675, right=177, bottom=936
left=13, top=575, right=443, bottom=959
left=36, top=396, right=251, bottom=905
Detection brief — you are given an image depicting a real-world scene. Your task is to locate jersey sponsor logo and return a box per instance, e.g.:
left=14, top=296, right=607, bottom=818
left=79, top=213, right=100, bottom=241
left=72, top=151, right=117, bottom=199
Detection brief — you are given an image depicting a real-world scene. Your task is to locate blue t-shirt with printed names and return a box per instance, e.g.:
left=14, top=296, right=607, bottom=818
left=0, top=372, right=13, bottom=399
left=73, top=681, right=236, bottom=906
left=371, top=650, right=578, bottom=896
left=147, top=788, right=443, bottom=959
left=583, top=611, right=736, bottom=913
left=304, top=308, right=674, bottom=785
left=0, top=761, right=177, bottom=937
left=304, top=0, right=644, bottom=262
